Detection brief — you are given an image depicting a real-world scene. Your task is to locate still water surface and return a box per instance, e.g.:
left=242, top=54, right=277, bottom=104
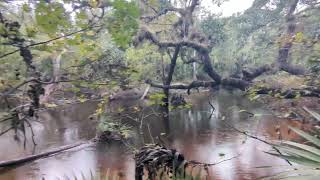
left=0, top=90, right=311, bottom=180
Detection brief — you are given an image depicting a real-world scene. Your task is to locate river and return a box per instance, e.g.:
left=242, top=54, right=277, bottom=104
left=0, top=90, right=312, bottom=180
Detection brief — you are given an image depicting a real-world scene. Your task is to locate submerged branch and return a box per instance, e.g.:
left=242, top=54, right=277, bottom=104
left=0, top=141, right=93, bottom=168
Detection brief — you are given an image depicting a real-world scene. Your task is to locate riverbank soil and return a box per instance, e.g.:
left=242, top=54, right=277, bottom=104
left=251, top=72, right=320, bottom=122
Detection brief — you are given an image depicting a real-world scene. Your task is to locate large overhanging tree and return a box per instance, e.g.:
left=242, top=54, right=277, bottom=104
left=135, top=0, right=320, bottom=106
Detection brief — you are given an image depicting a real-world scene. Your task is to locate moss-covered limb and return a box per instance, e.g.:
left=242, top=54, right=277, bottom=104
left=221, top=78, right=251, bottom=91
left=145, top=79, right=218, bottom=94
left=242, top=65, right=273, bottom=81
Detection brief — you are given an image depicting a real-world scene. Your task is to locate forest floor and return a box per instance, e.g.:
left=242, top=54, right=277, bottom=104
left=253, top=72, right=320, bottom=122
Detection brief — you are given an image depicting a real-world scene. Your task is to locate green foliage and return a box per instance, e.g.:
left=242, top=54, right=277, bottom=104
left=35, top=1, right=70, bottom=35
left=169, top=103, right=193, bottom=111
left=97, top=114, right=133, bottom=139
left=126, top=44, right=163, bottom=81
left=0, top=0, right=139, bottom=96
left=204, top=0, right=320, bottom=74
left=200, top=16, right=226, bottom=45
left=107, top=0, right=140, bottom=49
left=147, top=92, right=166, bottom=106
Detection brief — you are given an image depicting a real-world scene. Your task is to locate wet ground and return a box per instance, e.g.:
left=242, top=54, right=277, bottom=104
left=0, top=90, right=314, bottom=180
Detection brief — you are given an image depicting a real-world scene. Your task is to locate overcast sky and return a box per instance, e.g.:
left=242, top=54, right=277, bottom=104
left=202, top=0, right=255, bottom=17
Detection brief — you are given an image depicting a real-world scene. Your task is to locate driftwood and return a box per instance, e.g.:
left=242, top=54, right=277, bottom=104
left=0, top=141, right=92, bottom=168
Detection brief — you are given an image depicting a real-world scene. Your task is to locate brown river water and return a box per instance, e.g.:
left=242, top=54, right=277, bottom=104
left=0, top=90, right=313, bottom=180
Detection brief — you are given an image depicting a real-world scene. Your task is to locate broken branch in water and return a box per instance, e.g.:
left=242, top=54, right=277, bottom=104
left=189, top=154, right=240, bottom=167
left=0, top=141, right=93, bottom=168
left=208, top=100, right=215, bottom=119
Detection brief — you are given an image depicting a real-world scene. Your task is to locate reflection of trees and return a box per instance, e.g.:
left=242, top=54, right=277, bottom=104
left=96, top=144, right=135, bottom=180
left=38, top=102, right=98, bottom=146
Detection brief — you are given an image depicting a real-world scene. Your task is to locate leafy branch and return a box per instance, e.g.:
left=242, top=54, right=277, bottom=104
left=0, top=24, right=103, bottom=59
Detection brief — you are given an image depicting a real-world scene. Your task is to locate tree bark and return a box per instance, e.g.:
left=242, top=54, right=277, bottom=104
left=201, top=53, right=222, bottom=83
left=52, top=49, right=66, bottom=82
left=162, top=46, right=181, bottom=109
left=242, top=65, right=272, bottom=81
left=277, top=0, right=306, bottom=75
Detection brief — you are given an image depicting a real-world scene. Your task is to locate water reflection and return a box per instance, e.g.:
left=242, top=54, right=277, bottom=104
left=0, top=90, right=313, bottom=180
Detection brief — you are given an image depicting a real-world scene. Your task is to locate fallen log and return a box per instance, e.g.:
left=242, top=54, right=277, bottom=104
left=0, top=141, right=93, bottom=168
left=146, top=78, right=251, bottom=92
left=145, top=79, right=218, bottom=94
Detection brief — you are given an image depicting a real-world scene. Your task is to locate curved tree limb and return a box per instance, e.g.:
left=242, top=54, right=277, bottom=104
left=135, top=27, right=209, bottom=51
left=141, top=7, right=183, bottom=23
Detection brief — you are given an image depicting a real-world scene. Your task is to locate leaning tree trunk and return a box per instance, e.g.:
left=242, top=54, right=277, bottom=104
left=52, top=49, right=66, bottom=82
left=277, top=0, right=306, bottom=75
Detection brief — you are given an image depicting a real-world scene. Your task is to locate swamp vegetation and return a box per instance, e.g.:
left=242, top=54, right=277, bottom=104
left=0, top=0, right=320, bottom=179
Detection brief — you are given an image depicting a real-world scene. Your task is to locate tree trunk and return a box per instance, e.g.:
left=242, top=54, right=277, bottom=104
left=162, top=47, right=180, bottom=108
left=201, top=53, right=222, bottom=83
left=277, top=0, right=306, bottom=75
left=52, top=49, right=66, bottom=82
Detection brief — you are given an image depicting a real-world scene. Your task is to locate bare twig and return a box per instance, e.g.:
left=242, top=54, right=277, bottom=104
left=24, top=118, right=37, bottom=146
left=147, top=123, right=155, bottom=144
